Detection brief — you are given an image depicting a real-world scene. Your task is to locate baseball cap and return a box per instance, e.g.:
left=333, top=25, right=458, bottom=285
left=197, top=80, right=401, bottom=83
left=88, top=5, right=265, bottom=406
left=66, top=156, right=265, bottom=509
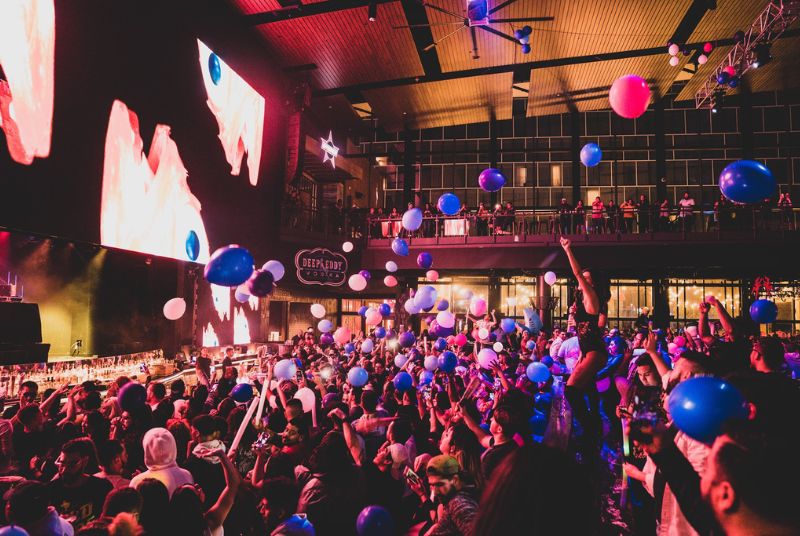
left=426, top=455, right=460, bottom=477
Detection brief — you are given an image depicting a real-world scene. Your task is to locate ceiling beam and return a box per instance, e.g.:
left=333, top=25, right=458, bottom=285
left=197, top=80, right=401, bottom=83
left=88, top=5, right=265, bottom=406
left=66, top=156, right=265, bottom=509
left=400, top=0, right=442, bottom=76
left=244, top=0, right=396, bottom=25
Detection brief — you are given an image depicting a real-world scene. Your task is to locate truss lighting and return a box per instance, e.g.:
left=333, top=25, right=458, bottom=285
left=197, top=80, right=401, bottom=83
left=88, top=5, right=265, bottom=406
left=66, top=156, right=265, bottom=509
left=753, top=43, right=772, bottom=68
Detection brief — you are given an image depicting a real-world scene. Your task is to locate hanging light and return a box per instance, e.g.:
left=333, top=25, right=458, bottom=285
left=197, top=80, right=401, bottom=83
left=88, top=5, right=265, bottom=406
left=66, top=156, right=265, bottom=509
left=368, top=1, right=377, bottom=22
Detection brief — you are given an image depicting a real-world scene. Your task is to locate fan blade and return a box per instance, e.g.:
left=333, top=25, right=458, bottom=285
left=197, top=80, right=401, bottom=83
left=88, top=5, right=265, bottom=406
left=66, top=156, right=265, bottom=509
left=479, top=25, right=519, bottom=45
left=488, top=17, right=554, bottom=23
left=423, top=25, right=466, bottom=51
left=420, top=1, right=464, bottom=20
left=487, top=0, right=519, bottom=15
left=392, top=21, right=464, bottom=29
left=470, top=27, right=479, bottom=59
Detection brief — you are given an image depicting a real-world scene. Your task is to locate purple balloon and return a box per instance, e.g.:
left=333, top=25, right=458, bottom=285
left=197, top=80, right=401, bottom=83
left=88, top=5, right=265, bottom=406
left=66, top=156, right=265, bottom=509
left=247, top=269, right=275, bottom=297
left=359, top=270, right=371, bottom=281
left=437, top=299, right=449, bottom=311
left=320, top=333, right=334, bottom=346
left=399, top=331, right=416, bottom=348
left=478, top=168, right=506, bottom=192
left=417, top=252, right=433, bottom=270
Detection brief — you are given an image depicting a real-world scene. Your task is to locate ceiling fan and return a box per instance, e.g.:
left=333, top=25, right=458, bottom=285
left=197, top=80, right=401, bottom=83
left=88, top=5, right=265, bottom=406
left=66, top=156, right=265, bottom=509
left=395, top=0, right=554, bottom=59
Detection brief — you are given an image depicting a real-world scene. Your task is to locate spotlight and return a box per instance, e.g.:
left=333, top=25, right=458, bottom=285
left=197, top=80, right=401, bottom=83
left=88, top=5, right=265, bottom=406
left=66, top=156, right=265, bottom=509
left=752, top=43, right=772, bottom=68
left=368, top=1, right=377, bottom=21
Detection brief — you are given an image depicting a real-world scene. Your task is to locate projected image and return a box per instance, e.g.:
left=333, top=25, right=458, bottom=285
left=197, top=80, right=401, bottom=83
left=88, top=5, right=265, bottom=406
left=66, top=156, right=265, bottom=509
left=197, top=39, right=265, bottom=187
left=100, top=100, right=211, bottom=263
left=0, top=0, right=55, bottom=165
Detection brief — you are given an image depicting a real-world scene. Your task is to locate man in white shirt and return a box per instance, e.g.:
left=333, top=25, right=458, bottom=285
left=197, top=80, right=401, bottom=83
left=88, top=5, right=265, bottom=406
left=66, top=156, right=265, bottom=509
left=549, top=330, right=566, bottom=359
left=678, top=192, right=695, bottom=231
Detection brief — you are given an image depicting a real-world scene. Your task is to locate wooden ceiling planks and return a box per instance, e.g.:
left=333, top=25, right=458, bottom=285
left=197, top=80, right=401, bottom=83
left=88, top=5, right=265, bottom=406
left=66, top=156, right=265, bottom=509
left=363, top=73, right=514, bottom=130
left=250, top=2, right=424, bottom=90
left=233, top=0, right=327, bottom=14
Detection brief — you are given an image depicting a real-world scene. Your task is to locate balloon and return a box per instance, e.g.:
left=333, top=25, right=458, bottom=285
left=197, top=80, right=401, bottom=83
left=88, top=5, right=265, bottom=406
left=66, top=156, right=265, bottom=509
left=311, top=304, right=326, bottom=319
left=723, top=65, right=737, bottom=77
left=373, top=304, right=388, bottom=317
left=530, top=411, right=547, bottom=436
left=234, top=288, right=250, bottom=303
left=365, top=309, right=383, bottom=326
left=434, top=337, right=447, bottom=351
left=526, top=340, right=535, bottom=350
left=668, top=377, right=748, bottom=444
left=356, top=505, right=394, bottom=536
left=673, top=335, right=687, bottom=348
left=247, top=269, right=275, bottom=297
left=716, top=71, right=730, bottom=84
left=719, top=160, right=776, bottom=204
left=0, top=527, right=30, bottom=536
left=342, top=241, right=354, bottom=253
left=402, top=208, right=423, bottom=231
left=393, top=371, right=413, bottom=391
left=609, top=74, right=650, bottom=119
left=348, top=366, right=369, bottom=387
left=500, top=317, right=516, bottom=333
left=424, top=355, right=438, bottom=371
left=426, top=270, right=439, bottom=282
left=703, top=41, right=713, bottom=53
left=208, top=52, right=222, bottom=84
left=333, top=326, right=351, bottom=345
left=349, top=274, right=368, bottom=291
left=358, top=305, right=369, bottom=317
left=477, top=348, right=497, bottom=369
left=399, top=331, right=416, bottom=348
left=697, top=54, right=708, bottom=65
left=541, top=355, right=554, bottom=368
left=385, top=261, right=398, bottom=272
left=163, top=298, right=186, bottom=320
left=544, top=271, right=557, bottom=286
left=361, top=339, right=375, bottom=354
left=750, top=299, right=778, bottom=324
left=580, top=143, right=602, bottom=167
left=668, top=43, right=680, bottom=56
left=394, top=353, right=408, bottom=368
left=436, top=311, right=455, bottom=328
left=470, top=298, right=487, bottom=317
left=204, top=245, right=254, bottom=286
left=386, top=329, right=397, bottom=340
left=404, top=299, right=420, bottom=315
left=391, top=238, right=409, bottom=256
left=526, top=362, right=551, bottom=382
left=319, top=332, right=333, bottom=346
left=384, top=275, right=398, bottom=287
left=667, top=342, right=678, bottom=354
left=185, top=230, right=200, bottom=261
left=294, top=387, right=316, bottom=413
left=437, top=299, right=449, bottom=311
left=493, top=342, right=504, bottom=352
left=417, top=252, right=433, bottom=270
left=477, top=167, right=506, bottom=192
left=359, top=270, right=371, bottom=281
left=374, top=326, right=386, bottom=339
left=438, top=351, right=457, bottom=373
left=415, top=286, right=438, bottom=310
left=262, top=260, right=285, bottom=282
left=437, top=193, right=461, bottom=216
left=344, top=343, right=356, bottom=354
left=274, top=359, right=298, bottom=380
left=419, top=369, right=434, bottom=385
left=118, top=382, right=146, bottom=412
left=454, top=333, right=467, bottom=346
left=318, top=319, right=333, bottom=333
left=231, top=383, right=254, bottom=403
left=669, top=55, right=680, bottom=67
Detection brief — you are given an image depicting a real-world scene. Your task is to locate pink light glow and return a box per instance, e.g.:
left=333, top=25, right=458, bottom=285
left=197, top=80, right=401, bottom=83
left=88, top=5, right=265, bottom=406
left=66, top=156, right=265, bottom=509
left=210, top=283, right=230, bottom=322
left=233, top=307, right=251, bottom=345
left=197, top=40, right=265, bottom=187
left=100, top=100, right=211, bottom=262
left=202, top=322, right=219, bottom=347
left=0, top=0, right=55, bottom=164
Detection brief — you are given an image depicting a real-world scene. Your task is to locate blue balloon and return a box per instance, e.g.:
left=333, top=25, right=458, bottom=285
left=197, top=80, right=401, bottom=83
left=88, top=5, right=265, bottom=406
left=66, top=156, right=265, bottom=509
left=424, top=355, right=438, bottom=371
left=374, top=326, right=387, bottom=339
left=719, top=160, right=776, bottom=204
left=0, top=526, right=31, bottom=536
left=402, top=208, right=423, bottom=231
left=541, top=355, right=554, bottom=368
left=230, top=383, right=253, bottom=403
left=204, top=245, right=254, bottom=287
left=417, top=252, right=433, bottom=270
left=356, top=505, right=394, bottom=536
left=438, top=351, right=457, bottom=373
left=208, top=53, right=222, bottom=85
left=419, top=369, right=435, bottom=385
left=247, top=270, right=275, bottom=297
left=437, top=299, right=449, bottom=311
left=399, top=331, right=416, bottom=348
left=728, top=77, right=739, bottom=88
left=526, top=340, right=535, bottom=351
left=526, top=362, right=551, bottom=383
left=358, top=305, right=369, bottom=317
left=478, top=167, right=506, bottom=192
left=379, top=303, right=391, bottom=317
left=274, top=359, right=297, bottom=380
left=749, top=299, right=778, bottom=324
left=348, top=366, right=369, bottom=387
left=344, top=343, right=356, bottom=354
left=580, top=143, right=602, bottom=167
left=716, top=71, right=730, bottom=85
left=668, top=377, right=748, bottom=444
left=393, top=371, right=413, bottom=391
left=500, top=317, right=516, bottom=333
left=185, top=230, right=200, bottom=261
left=534, top=392, right=553, bottom=413
left=234, top=289, right=250, bottom=303
left=530, top=411, right=547, bottom=436
left=437, top=193, right=461, bottom=216
left=391, top=238, right=409, bottom=256
left=434, top=337, right=447, bottom=351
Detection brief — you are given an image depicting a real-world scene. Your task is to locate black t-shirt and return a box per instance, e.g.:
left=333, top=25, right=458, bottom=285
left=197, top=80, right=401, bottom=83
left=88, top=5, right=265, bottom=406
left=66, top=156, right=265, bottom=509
left=196, top=356, right=212, bottom=378
left=48, top=475, right=113, bottom=528
left=481, top=439, right=518, bottom=482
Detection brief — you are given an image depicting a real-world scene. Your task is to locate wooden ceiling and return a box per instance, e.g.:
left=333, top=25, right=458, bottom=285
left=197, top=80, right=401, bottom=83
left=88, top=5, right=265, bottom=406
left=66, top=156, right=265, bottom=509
left=230, top=0, right=800, bottom=131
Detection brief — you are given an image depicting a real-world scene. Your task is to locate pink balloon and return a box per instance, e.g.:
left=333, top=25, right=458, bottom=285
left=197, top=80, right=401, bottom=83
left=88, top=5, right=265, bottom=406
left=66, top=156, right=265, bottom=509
left=470, top=298, right=487, bottom=317
left=426, top=270, right=439, bottom=282
left=365, top=308, right=383, bottom=326
left=384, top=275, right=398, bottom=287
left=723, top=65, right=736, bottom=77
left=609, top=74, right=650, bottom=119
left=673, top=335, right=687, bottom=347
left=333, top=326, right=351, bottom=345
left=454, top=333, right=467, bottom=346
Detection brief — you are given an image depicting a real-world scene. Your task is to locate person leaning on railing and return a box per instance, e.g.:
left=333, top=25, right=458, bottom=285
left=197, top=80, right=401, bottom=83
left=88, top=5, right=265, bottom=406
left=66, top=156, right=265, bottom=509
left=591, top=197, right=604, bottom=234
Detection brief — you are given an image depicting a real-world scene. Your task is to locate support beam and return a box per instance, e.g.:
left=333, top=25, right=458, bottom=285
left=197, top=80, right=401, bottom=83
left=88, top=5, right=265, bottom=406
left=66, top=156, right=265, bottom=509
left=400, top=0, right=442, bottom=76
left=244, top=0, right=395, bottom=25
left=570, top=112, right=581, bottom=205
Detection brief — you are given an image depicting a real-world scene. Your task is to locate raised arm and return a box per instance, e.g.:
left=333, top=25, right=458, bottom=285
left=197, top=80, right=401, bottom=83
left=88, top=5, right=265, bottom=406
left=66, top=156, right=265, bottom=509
left=206, top=449, right=242, bottom=531
left=560, top=237, right=600, bottom=314
left=707, top=296, right=737, bottom=341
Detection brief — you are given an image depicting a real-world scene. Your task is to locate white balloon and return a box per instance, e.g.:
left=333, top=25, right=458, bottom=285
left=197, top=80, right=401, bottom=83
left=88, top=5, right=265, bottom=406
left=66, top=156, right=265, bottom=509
left=294, top=387, right=316, bottom=413
left=310, top=303, right=326, bottom=319
left=361, top=339, right=375, bottom=353
left=436, top=311, right=455, bottom=328
left=669, top=55, right=680, bottom=67
left=668, top=43, right=680, bottom=56
left=365, top=308, right=383, bottom=326
left=478, top=328, right=489, bottom=340
left=342, top=241, right=354, bottom=253
left=697, top=54, right=707, bottom=65
left=262, top=260, right=285, bottom=281
left=493, top=342, right=504, bottom=352
left=544, top=271, right=557, bottom=286
left=348, top=273, right=367, bottom=291
left=163, top=298, right=186, bottom=320
left=385, top=261, right=398, bottom=273
left=477, top=348, right=497, bottom=369
left=404, top=299, right=420, bottom=315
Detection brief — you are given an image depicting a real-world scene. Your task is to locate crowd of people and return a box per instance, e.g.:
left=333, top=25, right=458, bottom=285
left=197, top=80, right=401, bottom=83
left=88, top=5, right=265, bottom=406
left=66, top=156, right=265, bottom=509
left=1, top=239, right=799, bottom=535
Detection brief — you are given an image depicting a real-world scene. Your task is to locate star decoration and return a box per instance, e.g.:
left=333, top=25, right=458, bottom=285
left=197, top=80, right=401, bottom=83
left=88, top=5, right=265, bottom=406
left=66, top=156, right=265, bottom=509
left=320, top=130, right=339, bottom=169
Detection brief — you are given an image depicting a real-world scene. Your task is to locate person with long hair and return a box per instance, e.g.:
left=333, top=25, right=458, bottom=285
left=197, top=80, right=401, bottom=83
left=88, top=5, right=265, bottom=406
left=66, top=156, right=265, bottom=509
left=438, top=422, right=485, bottom=491
left=560, top=236, right=611, bottom=464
